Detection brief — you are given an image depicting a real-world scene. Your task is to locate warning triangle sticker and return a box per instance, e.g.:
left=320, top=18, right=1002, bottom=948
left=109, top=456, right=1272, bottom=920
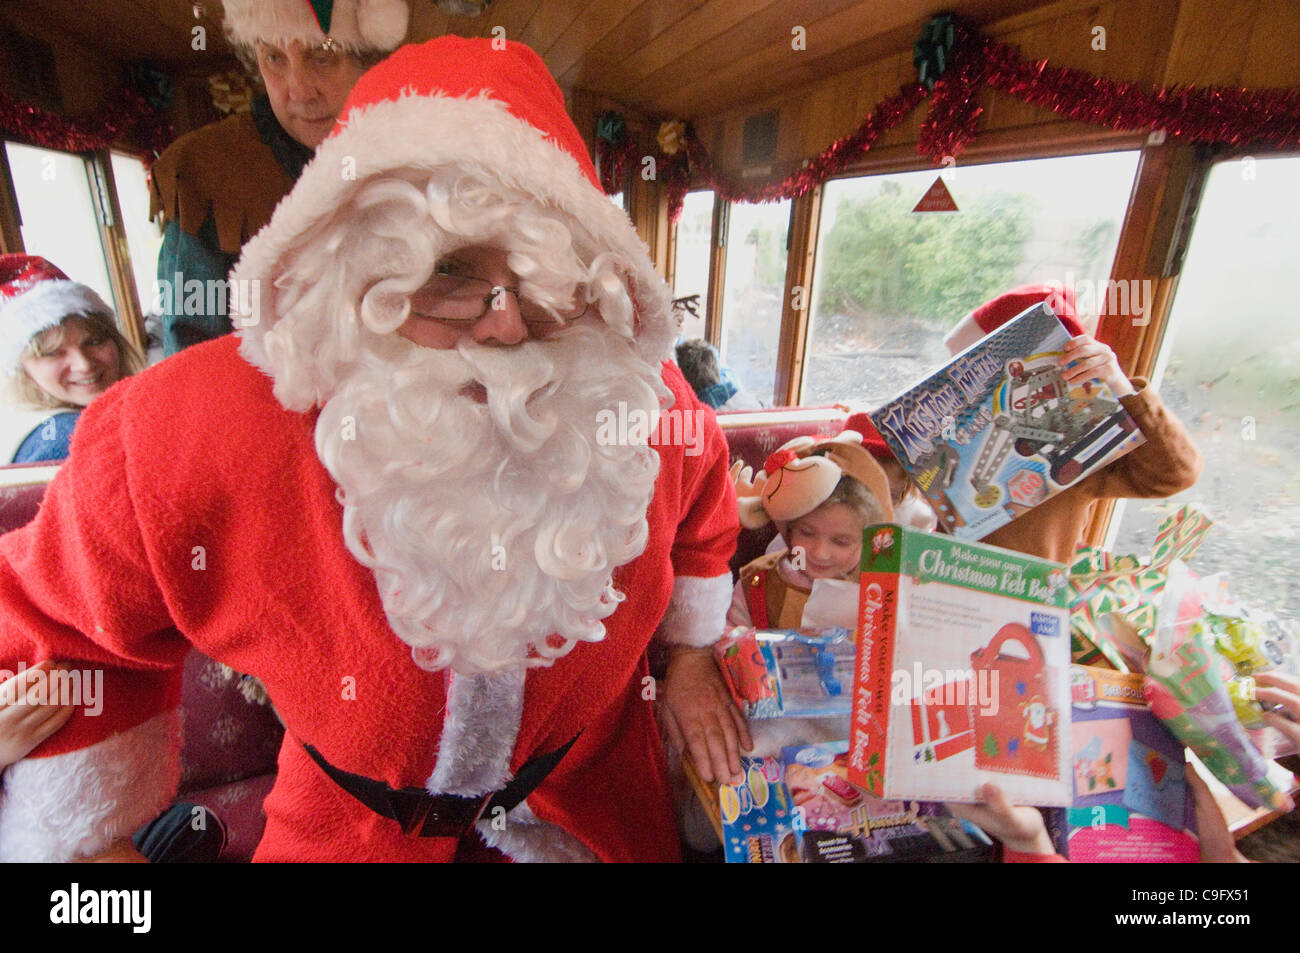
left=912, top=176, right=959, bottom=213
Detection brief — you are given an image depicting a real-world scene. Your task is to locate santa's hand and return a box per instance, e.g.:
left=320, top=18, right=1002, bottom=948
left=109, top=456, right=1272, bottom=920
left=1059, top=335, right=1134, bottom=397
left=947, top=783, right=1054, bottom=855
left=658, top=647, right=752, bottom=785
left=1254, top=670, right=1300, bottom=750
left=0, top=661, right=78, bottom=770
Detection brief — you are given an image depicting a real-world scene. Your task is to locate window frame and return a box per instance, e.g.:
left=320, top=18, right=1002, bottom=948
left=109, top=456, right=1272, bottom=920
left=0, top=138, right=149, bottom=357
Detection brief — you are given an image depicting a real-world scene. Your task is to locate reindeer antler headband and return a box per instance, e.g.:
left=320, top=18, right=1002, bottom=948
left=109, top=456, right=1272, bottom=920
left=730, top=430, right=895, bottom=530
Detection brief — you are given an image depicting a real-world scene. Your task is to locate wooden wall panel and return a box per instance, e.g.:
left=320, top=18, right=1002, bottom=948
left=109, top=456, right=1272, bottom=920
left=685, top=0, right=1294, bottom=182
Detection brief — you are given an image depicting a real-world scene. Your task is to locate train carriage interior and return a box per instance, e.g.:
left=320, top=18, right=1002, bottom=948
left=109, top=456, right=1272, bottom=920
left=1, top=0, right=1298, bottom=875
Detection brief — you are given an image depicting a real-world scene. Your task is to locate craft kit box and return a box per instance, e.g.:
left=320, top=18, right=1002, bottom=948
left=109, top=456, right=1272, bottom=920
left=1063, top=666, right=1198, bottom=862
left=868, top=302, right=1144, bottom=540
left=848, top=524, right=1073, bottom=805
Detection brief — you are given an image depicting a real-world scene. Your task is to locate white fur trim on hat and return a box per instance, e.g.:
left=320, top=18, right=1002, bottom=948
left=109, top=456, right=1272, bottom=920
left=656, top=573, right=734, bottom=648
left=231, top=92, right=675, bottom=394
left=222, top=0, right=409, bottom=53
left=0, top=710, right=181, bottom=862
left=0, top=279, right=113, bottom=374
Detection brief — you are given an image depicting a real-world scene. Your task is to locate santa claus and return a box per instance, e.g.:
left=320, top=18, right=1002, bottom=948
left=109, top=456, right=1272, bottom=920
left=0, top=37, right=743, bottom=862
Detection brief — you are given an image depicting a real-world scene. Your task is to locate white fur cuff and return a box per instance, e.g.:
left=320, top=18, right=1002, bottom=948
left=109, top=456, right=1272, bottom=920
left=0, top=711, right=181, bottom=862
left=656, top=574, right=734, bottom=648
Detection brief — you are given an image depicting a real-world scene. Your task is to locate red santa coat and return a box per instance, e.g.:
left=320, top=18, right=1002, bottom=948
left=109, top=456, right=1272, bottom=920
left=0, top=337, right=738, bottom=862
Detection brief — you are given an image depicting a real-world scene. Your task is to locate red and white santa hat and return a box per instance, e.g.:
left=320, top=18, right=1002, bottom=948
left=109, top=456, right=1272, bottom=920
left=232, top=36, right=675, bottom=375
left=944, top=283, right=1086, bottom=354
left=0, top=254, right=113, bottom=374
left=222, top=0, right=409, bottom=55
left=842, top=411, right=896, bottom=463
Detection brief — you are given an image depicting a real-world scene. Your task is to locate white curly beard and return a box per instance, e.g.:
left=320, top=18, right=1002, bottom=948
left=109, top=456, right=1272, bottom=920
left=314, top=321, right=665, bottom=674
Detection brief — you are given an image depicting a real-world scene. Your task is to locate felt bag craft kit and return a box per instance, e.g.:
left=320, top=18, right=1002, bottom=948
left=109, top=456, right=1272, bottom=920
left=848, top=524, right=1072, bottom=805
left=869, top=303, right=1143, bottom=540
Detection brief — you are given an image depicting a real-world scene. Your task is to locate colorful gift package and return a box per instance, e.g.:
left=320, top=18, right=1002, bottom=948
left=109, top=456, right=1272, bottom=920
left=1067, top=505, right=1295, bottom=810
left=847, top=524, right=1072, bottom=805
left=714, top=626, right=854, bottom=720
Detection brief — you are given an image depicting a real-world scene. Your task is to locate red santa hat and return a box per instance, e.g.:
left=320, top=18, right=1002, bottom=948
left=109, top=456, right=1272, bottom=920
left=945, top=284, right=1085, bottom=354
left=222, top=0, right=409, bottom=55
left=232, top=35, right=676, bottom=371
left=0, top=254, right=113, bottom=374
left=842, top=411, right=896, bottom=462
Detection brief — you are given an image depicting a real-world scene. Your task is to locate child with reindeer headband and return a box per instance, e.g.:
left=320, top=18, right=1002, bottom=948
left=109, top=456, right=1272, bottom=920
left=722, top=431, right=896, bottom=756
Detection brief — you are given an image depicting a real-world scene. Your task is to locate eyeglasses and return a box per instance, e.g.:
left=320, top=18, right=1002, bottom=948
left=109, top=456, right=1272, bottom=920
left=409, top=265, right=590, bottom=333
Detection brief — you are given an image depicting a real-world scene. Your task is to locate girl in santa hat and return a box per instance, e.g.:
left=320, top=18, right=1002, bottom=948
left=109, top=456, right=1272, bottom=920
left=0, top=254, right=144, bottom=464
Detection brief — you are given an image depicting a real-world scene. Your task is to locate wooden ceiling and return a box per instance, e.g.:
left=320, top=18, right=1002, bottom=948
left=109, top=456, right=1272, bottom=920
left=18, top=0, right=1056, bottom=120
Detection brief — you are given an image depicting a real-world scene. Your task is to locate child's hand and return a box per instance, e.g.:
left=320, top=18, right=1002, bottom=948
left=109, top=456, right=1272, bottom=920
left=1255, top=671, right=1300, bottom=749
left=1186, top=764, right=1250, bottom=862
left=1059, top=335, right=1135, bottom=397
left=947, top=782, right=1055, bottom=855
left=0, top=661, right=78, bottom=770
left=658, top=647, right=753, bottom=785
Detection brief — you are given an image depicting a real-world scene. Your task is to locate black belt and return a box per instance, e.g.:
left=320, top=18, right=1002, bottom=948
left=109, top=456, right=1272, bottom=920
left=302, top=735, right=579, bottom=838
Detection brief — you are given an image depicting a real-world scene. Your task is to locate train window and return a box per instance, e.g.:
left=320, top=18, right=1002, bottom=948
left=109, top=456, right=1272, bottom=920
left=671, top=189, right=714, bottom=341
left=719, top=197, right=791, bottom=403
left=4, top=141, right=115, bottom=304
left=109, top=151, right=163, bottom=325
left=800, top=151, right=1140, bottom=407
left=1107, top=155, right=1300, bottom=619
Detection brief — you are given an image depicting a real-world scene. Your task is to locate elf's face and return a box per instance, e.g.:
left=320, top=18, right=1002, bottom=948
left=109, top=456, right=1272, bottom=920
left=256, top=39, right=368, bottom=149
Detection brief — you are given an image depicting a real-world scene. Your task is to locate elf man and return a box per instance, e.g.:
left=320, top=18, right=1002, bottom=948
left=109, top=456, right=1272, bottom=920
left=150, top=0, right=409, bottom=355
left=0, top=37, right=743, bottom=862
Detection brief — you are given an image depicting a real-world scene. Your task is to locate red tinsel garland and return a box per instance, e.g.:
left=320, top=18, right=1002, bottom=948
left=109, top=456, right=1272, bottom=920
left=975, top=34, right=1300, bottom=151
left=596, top=137, right=638, bottom=195
left=670, top=22, right=1300, bottom=217
left=0, top=87, right=173, bottom=164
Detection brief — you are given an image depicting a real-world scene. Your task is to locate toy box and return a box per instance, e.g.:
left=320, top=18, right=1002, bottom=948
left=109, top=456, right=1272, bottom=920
left=1063, top=666, right=1199, bottom=861
left=848, top=524, right=1073, bottom=805
left=714, top=626, right=854, bottom=719
left=868, top=302, right=1144, bottom=540
left=782, top=742, right=994, bottom=862
left=719, top=756, right=800, bottom=863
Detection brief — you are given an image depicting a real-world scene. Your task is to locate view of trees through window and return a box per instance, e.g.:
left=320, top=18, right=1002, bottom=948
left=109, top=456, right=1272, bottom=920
left=719, top=199, right=790, bottom=403
left=801, top=152, right=1140, bottom=406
